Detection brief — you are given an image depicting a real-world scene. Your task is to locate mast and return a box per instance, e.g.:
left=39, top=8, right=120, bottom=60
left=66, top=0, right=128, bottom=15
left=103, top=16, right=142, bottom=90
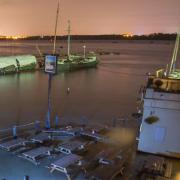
left=172, top=32, right=180, bottom=71
left=169, top=32, right=180, bottom=75
left=53, top=0, right=60, bottom=55
left=67, top=20, right=71, bottom=59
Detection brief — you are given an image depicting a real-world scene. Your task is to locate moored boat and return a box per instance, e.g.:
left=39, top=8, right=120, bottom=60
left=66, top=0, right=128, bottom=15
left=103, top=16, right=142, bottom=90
left=57, top=20, right=98, bottom=73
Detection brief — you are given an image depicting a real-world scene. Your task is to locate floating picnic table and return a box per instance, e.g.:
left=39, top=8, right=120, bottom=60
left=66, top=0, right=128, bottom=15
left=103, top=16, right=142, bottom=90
left=0, top=138, right=28, bottom=151
left=31, top=133, right=50, bottom=143
left=80, top=131, right=104, bottom=141
left=44, top=127, right=82, bottom=136
left=57, top=141, right=86, bottom=154
left=21, top=146, right=52, bottom=164
left=50, top=154, right=81, bottom=174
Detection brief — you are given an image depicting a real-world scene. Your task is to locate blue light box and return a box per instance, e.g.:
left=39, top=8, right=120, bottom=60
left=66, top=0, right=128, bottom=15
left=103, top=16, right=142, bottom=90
left=44, top=55, right=58, bottom=74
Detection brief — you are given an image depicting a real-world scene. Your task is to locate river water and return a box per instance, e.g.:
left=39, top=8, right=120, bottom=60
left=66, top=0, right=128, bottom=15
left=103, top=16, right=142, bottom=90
left=0, top=40, right=177, bottom=129
left=0, top=40, right=179, bottom=179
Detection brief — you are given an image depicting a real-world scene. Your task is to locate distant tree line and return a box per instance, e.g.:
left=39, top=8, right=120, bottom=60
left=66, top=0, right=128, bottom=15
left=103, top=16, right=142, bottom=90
left=0, top=33, right=177, bottom=41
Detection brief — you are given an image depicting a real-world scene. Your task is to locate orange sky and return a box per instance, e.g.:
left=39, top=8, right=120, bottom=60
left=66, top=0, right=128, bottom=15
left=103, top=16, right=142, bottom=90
left=0, top=0, right=179, bottom=36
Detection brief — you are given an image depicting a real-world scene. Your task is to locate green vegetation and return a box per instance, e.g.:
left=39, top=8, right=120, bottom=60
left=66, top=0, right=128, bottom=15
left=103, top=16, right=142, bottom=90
left=154, top=79, right=163, bottom=89
left=145, top=116, right=159, bottom=124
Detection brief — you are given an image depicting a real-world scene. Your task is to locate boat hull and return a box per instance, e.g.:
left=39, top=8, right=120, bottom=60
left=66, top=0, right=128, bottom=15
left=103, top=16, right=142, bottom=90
left=57, top=57, right=98, bottom=72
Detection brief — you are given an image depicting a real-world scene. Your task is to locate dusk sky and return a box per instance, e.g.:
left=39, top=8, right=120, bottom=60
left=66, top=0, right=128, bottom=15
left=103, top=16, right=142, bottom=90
left=0, top=0, right=180, bottom=36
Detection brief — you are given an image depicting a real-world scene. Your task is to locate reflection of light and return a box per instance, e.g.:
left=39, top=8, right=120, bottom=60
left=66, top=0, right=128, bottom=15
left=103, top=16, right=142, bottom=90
left=12, top=36, right=18, bottom=40
left=122, top=33, right=133, bottom=38
left=175, top=173, right=180, bottom=180
left=140, top=123, right=142, bottom=132
left=2, top=35, right=27, bottom=40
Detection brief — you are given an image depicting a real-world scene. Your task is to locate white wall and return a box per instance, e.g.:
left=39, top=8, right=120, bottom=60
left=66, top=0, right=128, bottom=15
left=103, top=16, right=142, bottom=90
left=138, top=88, right=180, bottom=158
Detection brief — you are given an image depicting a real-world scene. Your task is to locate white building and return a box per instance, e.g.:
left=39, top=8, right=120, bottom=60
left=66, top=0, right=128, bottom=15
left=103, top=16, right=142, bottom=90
left=138, top=72, right=180, bottom=158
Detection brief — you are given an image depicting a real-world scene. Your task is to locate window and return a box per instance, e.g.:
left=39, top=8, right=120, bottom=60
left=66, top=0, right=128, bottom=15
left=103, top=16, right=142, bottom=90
left=154, top=126, right=166, bottom=143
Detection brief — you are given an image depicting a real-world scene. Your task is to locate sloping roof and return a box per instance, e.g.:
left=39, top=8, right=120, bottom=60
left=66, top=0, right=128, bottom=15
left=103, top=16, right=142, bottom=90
left=15, top=55, right=36, bottom=67
left=0, top=55, right=37, bottom=69
left=0, top=56, right=17, bottom=69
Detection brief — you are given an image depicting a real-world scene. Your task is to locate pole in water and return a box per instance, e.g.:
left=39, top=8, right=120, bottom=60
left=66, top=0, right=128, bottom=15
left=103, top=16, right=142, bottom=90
left=45, top=74, right=52, bottom=129
left=12, top=125, right=17, bottom=139
left=55, top=115, right=59, bottom=128
left=44, top=54, right=58, bottom=129
left=24, top=175, right=29, bottom=180
left=35, top=121, right=40, bottom=133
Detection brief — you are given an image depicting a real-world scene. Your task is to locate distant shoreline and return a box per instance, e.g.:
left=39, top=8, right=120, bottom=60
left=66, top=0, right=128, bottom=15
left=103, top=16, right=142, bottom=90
left=0, top=33, right=177, bottom=41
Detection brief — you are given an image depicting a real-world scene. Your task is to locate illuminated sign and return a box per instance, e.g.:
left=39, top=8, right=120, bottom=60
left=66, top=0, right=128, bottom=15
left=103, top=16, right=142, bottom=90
left=44, top=55, right=58, bottom=74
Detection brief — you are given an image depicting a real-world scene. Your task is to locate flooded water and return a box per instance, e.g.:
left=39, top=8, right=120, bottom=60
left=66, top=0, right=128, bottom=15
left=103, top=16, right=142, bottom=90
left=0, top=40, right=179, bottom=179
left=0, top=40, right=178, bottom=128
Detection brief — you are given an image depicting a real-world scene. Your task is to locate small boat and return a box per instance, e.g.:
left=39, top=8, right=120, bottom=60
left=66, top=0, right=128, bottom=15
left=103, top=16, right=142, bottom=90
left=51, top=5, right=98, bottom=73
left=57, top=20, right=98, bottom=72
left=58, top=53, right=98, bottom=72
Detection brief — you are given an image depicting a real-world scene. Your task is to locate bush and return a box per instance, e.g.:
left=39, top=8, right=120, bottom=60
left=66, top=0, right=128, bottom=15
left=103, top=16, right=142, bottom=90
left=145, top=116, right=159, bottom=124
left=154, top=79, right=163, bottom=89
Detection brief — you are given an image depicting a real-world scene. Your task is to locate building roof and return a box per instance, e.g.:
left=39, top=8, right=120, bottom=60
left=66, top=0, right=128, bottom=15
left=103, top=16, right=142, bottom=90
left=0, top=55, right=37, bottom=69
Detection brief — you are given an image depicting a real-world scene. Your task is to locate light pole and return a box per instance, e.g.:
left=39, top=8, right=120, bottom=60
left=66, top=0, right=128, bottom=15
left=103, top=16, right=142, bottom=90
left=83, top=45, right=86, bottom=59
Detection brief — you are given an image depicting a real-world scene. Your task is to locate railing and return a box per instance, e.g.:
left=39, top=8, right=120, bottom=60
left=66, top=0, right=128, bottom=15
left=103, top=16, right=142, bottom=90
left=0, top=121, right=40, bottom=140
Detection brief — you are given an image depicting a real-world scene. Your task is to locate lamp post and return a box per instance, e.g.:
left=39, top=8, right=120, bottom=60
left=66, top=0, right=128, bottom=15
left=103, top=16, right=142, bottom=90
left=83, top=45, right=86, bottom=59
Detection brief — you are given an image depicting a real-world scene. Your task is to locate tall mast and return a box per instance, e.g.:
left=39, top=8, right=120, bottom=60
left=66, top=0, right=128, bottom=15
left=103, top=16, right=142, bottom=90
left=53, top=1, right=60, bottom=55
left=67, top=20, right=71, bottom=59
left=169, top=32, right=180, bottom=75
left=172, top=32, right=180, bottom=71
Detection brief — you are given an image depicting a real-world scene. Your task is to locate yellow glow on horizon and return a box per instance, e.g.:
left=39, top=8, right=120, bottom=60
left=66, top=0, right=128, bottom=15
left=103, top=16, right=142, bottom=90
left=0, top=35, right=28, bottom=40
left=122, top=33, right=133, bottom=38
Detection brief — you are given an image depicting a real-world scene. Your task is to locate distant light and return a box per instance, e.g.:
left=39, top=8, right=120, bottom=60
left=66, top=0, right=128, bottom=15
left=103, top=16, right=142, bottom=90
left=122, top=33, right=133, bottom=38
left=4, top=35, right=27, bottom=40
left=12, top=36, right=18, bottom=40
